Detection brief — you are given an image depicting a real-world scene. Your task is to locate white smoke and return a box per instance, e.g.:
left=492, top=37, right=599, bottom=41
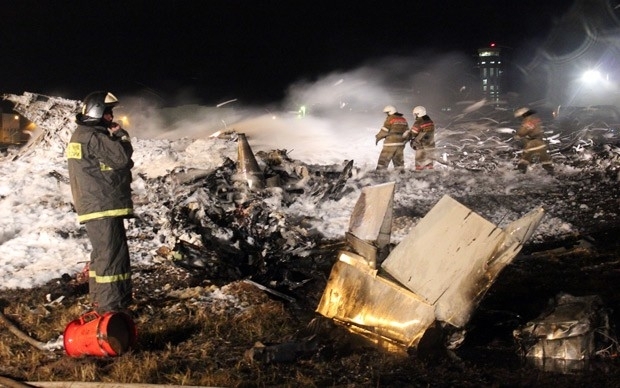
left=115, top=53, right=476, bottom=168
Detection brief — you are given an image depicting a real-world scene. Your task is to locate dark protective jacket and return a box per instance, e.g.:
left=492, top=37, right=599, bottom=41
left=410, top=115, right=435, bottom=148
left=67, top=115, right=134, bottom=223
left=375, top=113, right=410, bottom=146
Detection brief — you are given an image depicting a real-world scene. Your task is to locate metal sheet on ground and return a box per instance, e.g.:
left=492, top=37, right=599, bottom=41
left=382, top=195, right=543, bottom=327
left=316, top=258, right=435, bottom=349
left=348, top=182, right=394, bottom=252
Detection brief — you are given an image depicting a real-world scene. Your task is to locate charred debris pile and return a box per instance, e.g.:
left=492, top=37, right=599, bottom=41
left=150, top=132, right=355, bottom=288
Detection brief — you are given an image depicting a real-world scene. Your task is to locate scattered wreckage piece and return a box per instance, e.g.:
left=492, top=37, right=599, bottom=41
left=237, top=131, right=353, bottom=201
left=155, top=133, right=355, bottom=290
left=316, top=256, right=436, bottom=353
left=513, top=293, right=616, bottom=373
left=236, top=133, right=265, bottom=190
left=346, top=182, right=395, bottom=268
left=317, top=185, right=545, bottom=353
left=382, top=195, right=544, bottom=328
left=243, top=279, right=296, bottom=303
left=245, top=339, right=319, bottom=364
left=522, top=294, right=616, bottom=368
left=3, top=92, right=80, bottom=160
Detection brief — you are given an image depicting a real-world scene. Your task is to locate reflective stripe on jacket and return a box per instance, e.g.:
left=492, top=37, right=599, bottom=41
left=376, top=114, right=410, bottom=147
left=411, top=116, right=435, bottom=147
left=515, top=115, right=548, bottom=153
left=516, top=116, right=544, bottom=140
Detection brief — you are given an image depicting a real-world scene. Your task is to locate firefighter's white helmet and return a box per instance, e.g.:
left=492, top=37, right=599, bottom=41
left=412, top=106, right=426, bottom=117
left=514, top=107, right=530, bottom=118
left=383, top=105, right=397, bottom=115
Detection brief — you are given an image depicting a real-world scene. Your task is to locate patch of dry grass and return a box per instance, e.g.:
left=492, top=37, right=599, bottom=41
left=0, top=264, right=368, bottom=386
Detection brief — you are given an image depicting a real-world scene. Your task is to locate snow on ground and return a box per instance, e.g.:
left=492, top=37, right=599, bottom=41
left=1, top=101, right=618, bottom=290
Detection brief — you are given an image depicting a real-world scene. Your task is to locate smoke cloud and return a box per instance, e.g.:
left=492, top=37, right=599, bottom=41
left=119, top=52, right=477, bottom=167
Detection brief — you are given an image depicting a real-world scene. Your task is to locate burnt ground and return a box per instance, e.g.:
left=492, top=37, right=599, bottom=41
left=461, top=227, right=620, bottom=385
left=1, top=226, right=620, bottom=387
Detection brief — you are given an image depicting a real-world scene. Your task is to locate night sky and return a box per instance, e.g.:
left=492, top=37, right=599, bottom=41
left=1, top=0, right=576, bottom=106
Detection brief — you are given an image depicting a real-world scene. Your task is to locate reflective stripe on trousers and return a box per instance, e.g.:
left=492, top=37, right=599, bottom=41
left=85, top=217, right=132, bottom=312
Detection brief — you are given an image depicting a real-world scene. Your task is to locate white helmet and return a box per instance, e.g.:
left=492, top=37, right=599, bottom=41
left=412, top=106, right=426, bottom=117
left=383, top=105, right=397, bottom=115
left=514, top=107, right=530, bottom=118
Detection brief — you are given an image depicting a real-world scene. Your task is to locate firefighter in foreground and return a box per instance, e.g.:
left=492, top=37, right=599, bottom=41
left=375, top=105, right=410, bottom=170
left=410, top=105, right=435, bottom=170
left=67, top=91, right=134, bottom=313
left=513, top=107, right=554, bottom=174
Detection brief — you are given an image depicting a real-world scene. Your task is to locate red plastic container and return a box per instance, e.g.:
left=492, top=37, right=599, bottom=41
left=63, top=311, right=137, bottom=357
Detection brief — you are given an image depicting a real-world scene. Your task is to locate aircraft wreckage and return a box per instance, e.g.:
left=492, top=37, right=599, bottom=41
left=316, top=182, right=545, bottom=352
left=3, top=91, right=615, bottom=367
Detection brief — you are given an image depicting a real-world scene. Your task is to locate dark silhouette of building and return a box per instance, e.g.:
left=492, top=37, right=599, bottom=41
left=477, top=43, right=503, bottom=103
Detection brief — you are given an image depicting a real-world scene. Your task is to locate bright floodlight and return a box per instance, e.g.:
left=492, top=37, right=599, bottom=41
left=581, top=70, right=602, bottom=84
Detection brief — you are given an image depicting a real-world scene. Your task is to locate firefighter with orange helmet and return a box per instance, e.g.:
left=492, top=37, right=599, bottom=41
left=514, top=107, right=554, bottom=174
left=375, top=105, right=410, bottom=170
left=410, top=105, right=435, bottom=170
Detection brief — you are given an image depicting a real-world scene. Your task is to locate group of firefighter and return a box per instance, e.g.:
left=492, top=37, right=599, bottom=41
left=375, top=104, right=554, bottom=175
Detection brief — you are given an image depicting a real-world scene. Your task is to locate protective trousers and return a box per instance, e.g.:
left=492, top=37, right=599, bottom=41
left=377, top=145, right=405, bottom=170
left=414, top=146, right=435, bottom=170
left=518, top=139, right=553, bottom=174
left=85, top=217, right=132, bottom=312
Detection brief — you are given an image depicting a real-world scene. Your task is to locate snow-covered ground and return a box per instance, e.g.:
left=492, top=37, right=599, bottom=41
left=1, top=95, right=619, bottom=290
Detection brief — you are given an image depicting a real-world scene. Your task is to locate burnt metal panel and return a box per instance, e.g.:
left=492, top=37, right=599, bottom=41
left=382, top=195, right=544, bottom=327
left=316, top=256, right=435, bottom=349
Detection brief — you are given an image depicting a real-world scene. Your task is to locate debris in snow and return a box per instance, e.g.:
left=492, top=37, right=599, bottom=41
left=2, top=92, right=80, bottom=160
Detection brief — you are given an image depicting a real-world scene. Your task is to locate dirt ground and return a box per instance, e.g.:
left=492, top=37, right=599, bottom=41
left=1, top=226, right=620, bottom=387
